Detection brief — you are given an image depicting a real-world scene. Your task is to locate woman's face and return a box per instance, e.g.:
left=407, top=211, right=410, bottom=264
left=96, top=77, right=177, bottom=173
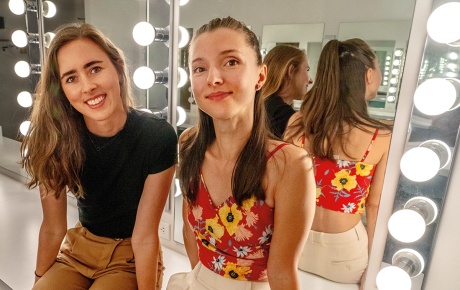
left=57, top=38, right=125, bottom=128
left=292, top=56, right=313, bottom=100
left=189, top=28, right=266, bottom=121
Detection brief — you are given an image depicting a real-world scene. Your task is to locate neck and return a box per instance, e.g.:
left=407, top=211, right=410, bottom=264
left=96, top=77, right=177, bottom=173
left=85, top=108, right=128, bottom=137
left=210, top=118, right=253, bottom=162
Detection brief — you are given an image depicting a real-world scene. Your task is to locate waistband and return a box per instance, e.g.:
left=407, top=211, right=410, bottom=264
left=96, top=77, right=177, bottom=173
left=307, top=220, right=367, bottom=244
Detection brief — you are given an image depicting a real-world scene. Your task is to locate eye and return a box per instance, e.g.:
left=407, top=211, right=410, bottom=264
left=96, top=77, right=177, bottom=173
left=91, top=66, right=102, bottom=74
left=65, top=76, right=76, bottom=83
left=192, top=66, right=205, bottom=74
left=225, top=59, right=239, bottom=67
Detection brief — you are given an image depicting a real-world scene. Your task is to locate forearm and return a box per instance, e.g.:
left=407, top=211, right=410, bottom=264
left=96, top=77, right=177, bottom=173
left=268, top=267, right=300, bottom=290
left=35, top=229, right=66, bottom=276
left=365, top=205, right=379, bottom=253
left=133, top=237, right=160, bottom=290
left=183, top=227, right=199, bottom=269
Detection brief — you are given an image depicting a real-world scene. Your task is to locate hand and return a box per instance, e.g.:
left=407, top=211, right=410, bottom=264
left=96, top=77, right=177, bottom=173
left=359, top=269, right=367, bottom=290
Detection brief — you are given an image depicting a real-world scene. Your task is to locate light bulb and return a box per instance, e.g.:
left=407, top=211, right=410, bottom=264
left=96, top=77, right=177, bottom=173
left=387, top=96, right=396, bottom=103
left=20, top=121, right=31, bottom=136
left=133, top=22, right=155, bottom=46
left=174, top=179, right=182, bottom=197
left=376, top=266, right=412, bottom=290
left=427, top=2, right=460, bottom=45
left=389, top=87, right=397, bottom=93
left=388, top=209, right=426, bottom=242
left=394, top=50, right=403, bottom=57
left=414, top=78, right=458, bottom=115
left=164, top=0, right=189, bottom=6
left=400, top=147, right=440, bottom=182
left=17, top=91, right=33, bottom=108
left=133, top=66, right=155, bottom=89
left=9, top=0, right=26, bottom=15
left=42, top=1, right=56, bottom=18
left=177, top=105, right=186, bottom=126
left=164, top=26, right=190, bottom=48
left=448, top=52, right=459, bottom=60
left=12, top=30, right=28, bottom=48
left=14, top=61, right=31, bottom=78
left=44, top=32, right=56, bottom=48
left=178, top=67, right=188, bottom=88
left=391, top=69, right=400, bottom=75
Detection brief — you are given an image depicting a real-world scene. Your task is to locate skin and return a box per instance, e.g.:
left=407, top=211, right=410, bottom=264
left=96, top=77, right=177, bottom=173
left=278, top=57, right=313, bottom=105
left=182, top=27, right=316, bottom=290
left=35, top=38, right=175, bottom=290
left=285, top=63, right=390, bottom=289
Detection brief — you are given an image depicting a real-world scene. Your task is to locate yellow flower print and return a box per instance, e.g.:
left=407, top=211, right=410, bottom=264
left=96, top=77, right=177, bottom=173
left=316, top=188, right=322, bottom=203
left=218, top=204, right=243, bottom=236
left=196, top=232, right=216, bottom=252
left=205, top=216, right=224, bottom=241
left=241, top=196, right=256, bottom=211
left=356, top=197, right=366, bottom=215
left=331, top=170, right=357, bottom=191
left=356, top=162, right=374, bottom=176
left=223, top=262, right=252, bottom=280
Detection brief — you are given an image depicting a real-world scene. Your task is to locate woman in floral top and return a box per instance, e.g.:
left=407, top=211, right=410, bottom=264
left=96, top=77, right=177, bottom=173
left=166, top=17, right=316, bottom=290
left=284, top=39, right=393, bottom=288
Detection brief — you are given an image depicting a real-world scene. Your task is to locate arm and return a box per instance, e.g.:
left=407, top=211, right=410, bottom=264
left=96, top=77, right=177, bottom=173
left=132, top=165, right=175, bottom=290
left=35, top=186, right=68, bottom=283
left=267, top=146, right=316, bottom=290
left=182, top=200, right=199, bottom=269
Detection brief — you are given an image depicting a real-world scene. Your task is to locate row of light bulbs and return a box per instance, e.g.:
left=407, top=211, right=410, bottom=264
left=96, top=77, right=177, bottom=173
left=376, top=2, right=460, bottom=289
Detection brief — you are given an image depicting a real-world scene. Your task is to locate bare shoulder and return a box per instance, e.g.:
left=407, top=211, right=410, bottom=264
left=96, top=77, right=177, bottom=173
left=266, top=140, right=312, bottom=172
left=287, top=111, right=302, bottom=126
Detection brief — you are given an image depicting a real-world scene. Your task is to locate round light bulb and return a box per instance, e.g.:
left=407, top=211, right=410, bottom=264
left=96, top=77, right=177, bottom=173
left=164, top=0, right=189, bottom=6
left=427, top=2, right=460, bottom=44
left=376, top=266, right=412, bottom=290
left=387, top=95, right=396, bottom=103
left=414, top=78, right=457, bottom=115
left=9, top=0, right=26, bottom=15
left=17, top=91, right=33, bottom=107
left=388, top=209, right=426, bottom=243
left=391, top=69, right=400, bottom=75
left=42, top=1, right=57, bottom=18
left=178, top=67, right=188, bottom=88
left=389, top=87, right=397, bottom=93
left=178, top=26, right=190, bottom=48
left=394, top=50, right=403, bottom=57
left=14, top=61, right=31, bottom=78
left=133, top=66, right=154, bottom=89
left=177, top=105, right=186, bottom=126
left=44, top=32, right=55, bottom=48
left=20, top=121, right=31, bottom=136
left=12, top=30, right=28, bottom=48
left=400, top=147, right=440, bottom=182
left=133, top=22, right=155, bottom=46
left=448, top=52, right=458, bottom=60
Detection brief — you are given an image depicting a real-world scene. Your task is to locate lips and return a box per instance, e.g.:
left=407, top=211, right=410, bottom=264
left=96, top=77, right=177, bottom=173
left=86, top=95, right=106, bottom=106
left=206, top=91, right=230, bottom=100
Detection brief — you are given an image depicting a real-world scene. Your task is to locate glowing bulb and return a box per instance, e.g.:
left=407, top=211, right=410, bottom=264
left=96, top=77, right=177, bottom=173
left=44, top=32, right=56, bottom=48
left=17, top=91, right=33, bottom=108
left=427, top=2, right=460, bottom=44
left=133, top=66, right=155, bottom=89
left=20, top=121, right=31, bottom=136
left=394, top=50, right=403, bottom=57
left=133, top=22, right=155, bottom=46
left=393, top=60, right=401, bottom=66
left=177, top=105, right=186, bottom=126
left=8, top=0, right=26, bottom=15
left=174, top=179, right=182, bottom=197
left=12, top=30, right=28, bottom=48
left=178, top=67, right=188, bottom=88
left=400, top=147, right=440, bottom=182
left=390, top=78, right=398, bottom=84
left=164, top=26, right=190, bottom=48
left=414, top=78, right=458, bottom=115
left=448, top=52, right=458, bottom=60
left=164, top=0, right=189, bottom=6
left=14, top=61, right=31, bottom=78
left=389, top=87, right=397, bottom=93
left=387, top=96, right=396, bottom=103
left=388, top=209, right=426, bottom=243
left=42, top=1, right=56, bottom=18
left=391, top=69, right=400, bottom=75
left=376, top=266, right=412, bottom=290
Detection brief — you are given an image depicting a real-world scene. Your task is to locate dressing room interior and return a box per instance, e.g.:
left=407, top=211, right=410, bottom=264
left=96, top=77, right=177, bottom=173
left=1, top=0, right=459, bottom=289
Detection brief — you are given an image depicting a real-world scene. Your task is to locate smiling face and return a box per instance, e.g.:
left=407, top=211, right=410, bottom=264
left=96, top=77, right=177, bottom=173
left=57, top=38, right=125, bottom=131
left=189, top=27, right=266, bottom=122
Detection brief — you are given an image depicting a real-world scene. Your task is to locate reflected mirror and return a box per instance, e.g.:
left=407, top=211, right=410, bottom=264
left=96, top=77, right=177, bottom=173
left=170, top=0, right=417, bottom=288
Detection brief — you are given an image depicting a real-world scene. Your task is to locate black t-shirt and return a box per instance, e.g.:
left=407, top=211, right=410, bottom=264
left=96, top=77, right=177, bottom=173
left=265, top=94, right=295, bottom=138
left=78, top=108, right=177, bottom=238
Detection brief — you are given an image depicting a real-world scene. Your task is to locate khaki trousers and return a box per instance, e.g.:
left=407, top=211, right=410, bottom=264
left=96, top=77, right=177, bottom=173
left=33, top=224, right=164, bottom=290
left=298, top=220, right=368, bottom=284
left=166, top=262, right=270, bottom=290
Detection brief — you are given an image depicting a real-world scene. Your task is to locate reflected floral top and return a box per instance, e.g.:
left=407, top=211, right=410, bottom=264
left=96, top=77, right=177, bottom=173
left=187, top=143, right=287, bottom=281
left=306, top=129, right=379, bottom=214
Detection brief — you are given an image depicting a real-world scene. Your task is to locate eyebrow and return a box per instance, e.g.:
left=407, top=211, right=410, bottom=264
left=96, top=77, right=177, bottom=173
left=191, top=49, right=241, bottom=65
left=60, top=60, right=103, bottom=80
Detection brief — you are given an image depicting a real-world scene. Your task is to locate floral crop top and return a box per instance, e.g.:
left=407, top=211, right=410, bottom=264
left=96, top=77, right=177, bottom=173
left=305, top=129, right=379, bottom=214
left=187, top=143, right=287, bottom=281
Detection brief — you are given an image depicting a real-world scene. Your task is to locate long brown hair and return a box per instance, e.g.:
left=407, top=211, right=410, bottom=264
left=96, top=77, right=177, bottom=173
left=291, top=38, right=392, bottom=159
left=20, top=22, right=135, bottom=198
left=260, top=44, right=306, bottom=99
left=178, top=17, right=268, bottom=206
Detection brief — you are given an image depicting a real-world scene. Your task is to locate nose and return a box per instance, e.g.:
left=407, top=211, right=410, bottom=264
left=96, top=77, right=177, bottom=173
left=308, top=76, right=313, bottom=85
left=82, top=75, right=96, bottom=93
left=207, top=67, right=223, bottom=86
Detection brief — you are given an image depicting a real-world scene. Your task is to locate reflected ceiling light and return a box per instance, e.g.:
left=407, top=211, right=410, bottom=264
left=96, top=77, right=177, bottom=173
left=164, top=0, right=190, bottom=6
left=133, top=66, right=155, bottom=89
left=427, top=2, right=460, bottom=46
left=17, top=91, right=33, bottom=108
left=42, top=1, right=56, bottom=18
left=419, top=139, right=452, bottom=170
left=400, top=147, right=440, bottom=182
left=19, top=120, right=31, bottom=136
left=8, top=0, right=26, bottom=15
left=44, top=32, right=55, bottom=48
left=376, top=249, right=425, bottom=290
left=414, top=78, right=460, bottom=115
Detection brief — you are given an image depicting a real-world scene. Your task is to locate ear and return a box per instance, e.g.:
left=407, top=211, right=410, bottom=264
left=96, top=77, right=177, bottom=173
left=287, top=64, right=295, bottom=78
left=256, top=64, right=267, bottom=89
left=365, top=67, right=374, bottom=85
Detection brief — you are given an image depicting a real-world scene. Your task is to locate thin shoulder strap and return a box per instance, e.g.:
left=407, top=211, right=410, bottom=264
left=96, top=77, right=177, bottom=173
left=361, top=128, right=379, bottom=162
left=267, top=143, right=289, bottom=160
